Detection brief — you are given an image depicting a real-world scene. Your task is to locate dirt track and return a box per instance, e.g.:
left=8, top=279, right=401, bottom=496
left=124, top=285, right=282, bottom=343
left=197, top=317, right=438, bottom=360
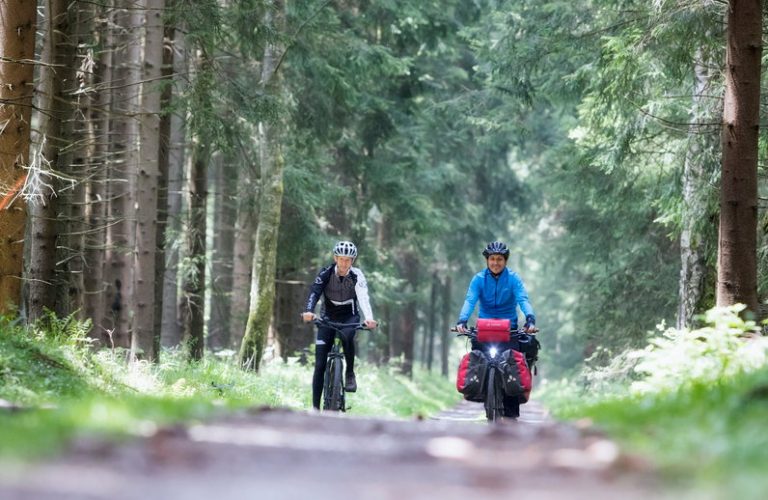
left=0, top=400, right=660, bottom=499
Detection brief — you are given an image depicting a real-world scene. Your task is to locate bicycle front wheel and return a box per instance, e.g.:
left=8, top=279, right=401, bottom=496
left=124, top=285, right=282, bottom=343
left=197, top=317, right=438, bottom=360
left=322, top=357, right=336, bottom=411
left=328, top=357, right=345, bottom=411
left=485, top=367, right=502, bottom=422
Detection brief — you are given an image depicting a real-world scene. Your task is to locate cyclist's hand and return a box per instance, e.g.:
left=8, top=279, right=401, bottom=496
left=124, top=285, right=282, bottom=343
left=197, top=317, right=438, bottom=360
left=364, top=319, right=378, bottom=330
left=301, top=312, right=316, bottom=323
left=455, top=322, right=467, bottom=334
left=524, top=315, right=537, bottom=333
left=524, top=323, right=538, bottom=333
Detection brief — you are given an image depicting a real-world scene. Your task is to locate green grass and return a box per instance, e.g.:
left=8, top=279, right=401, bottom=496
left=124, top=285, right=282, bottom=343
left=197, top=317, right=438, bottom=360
left=550, top=371, right=768, bottom=500
left=538, top=306, right=768, bottom=500
left=0, top=317, right=459, bottom=460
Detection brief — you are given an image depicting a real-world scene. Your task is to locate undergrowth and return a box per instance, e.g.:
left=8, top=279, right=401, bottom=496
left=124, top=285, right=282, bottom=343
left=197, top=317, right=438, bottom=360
left=0, top=314, right=458, bottom=460
left=539, top=305, right=768, bottom=500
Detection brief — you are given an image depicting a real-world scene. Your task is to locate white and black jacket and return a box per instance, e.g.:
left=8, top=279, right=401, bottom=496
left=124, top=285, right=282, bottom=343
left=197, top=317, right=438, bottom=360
left=304, top=264, right=374, bottom=321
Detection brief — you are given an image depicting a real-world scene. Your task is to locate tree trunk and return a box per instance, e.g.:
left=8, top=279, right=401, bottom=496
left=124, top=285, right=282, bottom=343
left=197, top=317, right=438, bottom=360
left=160, top=25, right=187, bottom=348
left=0, top=0, right=35, bottom=314
left=208, top=153, right=236, bottom=350
left=181, top=140, right=208, bottom=361
left=103, top=4, right=137, bottom=348
left=274, top=273, right=309, bottom=360
left=426, top=271, right=437, bottom=371
left=677, top=49, right=719, bottom=329
left=129, top=0, right=165, bottom=362
left=229, top=157, right=258, bottom=348
left=396, top=251, right=418, bottom=377
left=155, top=3, right=175, bottom=354
left=239, top=0, right=286, bottom=371
left=64, top=1, right=97, bottom=321
left=717, top=0, right=762, bottom=314
left=440, top=274, right=451, bottom=377
left=26, top=0, right=76, bottom=322
left=84, top=1, right=113, bottom=344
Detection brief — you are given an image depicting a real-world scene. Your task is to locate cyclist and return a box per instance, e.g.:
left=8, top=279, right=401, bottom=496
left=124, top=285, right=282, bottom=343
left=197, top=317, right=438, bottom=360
left=456, top=240, right=537, bottom=418
left=302, top=240, right=378, bottom=410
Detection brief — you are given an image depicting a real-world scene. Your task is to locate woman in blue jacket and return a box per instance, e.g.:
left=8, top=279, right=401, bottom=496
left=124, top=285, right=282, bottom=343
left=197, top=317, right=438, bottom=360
left=456, top=241, right=537, bottom=418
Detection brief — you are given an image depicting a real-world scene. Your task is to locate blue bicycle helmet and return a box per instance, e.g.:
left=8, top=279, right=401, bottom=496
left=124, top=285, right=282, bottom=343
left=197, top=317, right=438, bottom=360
left=482, top=241, right=510, bottom=259
left=333, top=240, right=358, bottom=258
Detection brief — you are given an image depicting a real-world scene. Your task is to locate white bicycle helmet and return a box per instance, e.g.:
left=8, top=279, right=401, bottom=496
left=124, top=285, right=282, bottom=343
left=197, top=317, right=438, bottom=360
left=333, top=240, right=358, bottom=258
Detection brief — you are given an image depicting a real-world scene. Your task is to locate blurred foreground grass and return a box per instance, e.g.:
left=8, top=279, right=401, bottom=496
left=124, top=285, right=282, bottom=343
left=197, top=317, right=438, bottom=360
left=539, top=306, right=768, bottom=500
left=0, top=316, right=459, bottom=460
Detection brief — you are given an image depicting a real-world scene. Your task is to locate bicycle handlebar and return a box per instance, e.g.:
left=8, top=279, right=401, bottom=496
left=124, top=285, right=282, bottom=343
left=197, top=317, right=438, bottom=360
left=312, top=318, right=369, bottom=331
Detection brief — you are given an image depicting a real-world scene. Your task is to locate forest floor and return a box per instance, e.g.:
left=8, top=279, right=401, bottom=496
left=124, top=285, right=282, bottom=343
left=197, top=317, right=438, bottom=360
left=0, top=399, right=669, bottom=500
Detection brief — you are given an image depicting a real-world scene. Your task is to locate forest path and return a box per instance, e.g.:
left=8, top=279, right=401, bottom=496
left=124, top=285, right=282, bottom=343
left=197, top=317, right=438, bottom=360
left=1, top=400, right=660, bottom=500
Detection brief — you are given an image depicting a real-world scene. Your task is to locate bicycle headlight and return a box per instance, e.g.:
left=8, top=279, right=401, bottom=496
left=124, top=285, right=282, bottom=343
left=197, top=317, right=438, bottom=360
left=489, top=347, right=498, bottom=358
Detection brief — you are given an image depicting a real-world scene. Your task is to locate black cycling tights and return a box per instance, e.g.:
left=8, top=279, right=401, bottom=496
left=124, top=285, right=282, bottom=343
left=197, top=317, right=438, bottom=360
left=312, top=323, right=357, bottom=409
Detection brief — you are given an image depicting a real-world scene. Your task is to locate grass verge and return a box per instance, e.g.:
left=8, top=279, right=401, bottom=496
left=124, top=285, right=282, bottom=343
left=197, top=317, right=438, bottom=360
left=0, top=318, right=459, bottom=460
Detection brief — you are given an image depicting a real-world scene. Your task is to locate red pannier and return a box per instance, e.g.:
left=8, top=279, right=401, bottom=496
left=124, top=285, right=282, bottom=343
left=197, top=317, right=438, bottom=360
left=499, top=349, right=533, bottom=402
left=476, top=318, right=511, bottom=342
left=456, top=350, right=487, bottom=402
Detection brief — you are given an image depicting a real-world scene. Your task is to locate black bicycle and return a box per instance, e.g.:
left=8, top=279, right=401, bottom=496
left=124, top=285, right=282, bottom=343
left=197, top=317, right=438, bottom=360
left=313, top=318, right=367, bottom=412
left=455, top=326, right=539, bottom=422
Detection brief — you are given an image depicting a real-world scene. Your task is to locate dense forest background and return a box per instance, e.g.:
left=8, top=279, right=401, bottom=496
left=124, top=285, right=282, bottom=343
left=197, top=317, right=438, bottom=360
left=0, top=0, right=766, bottom=379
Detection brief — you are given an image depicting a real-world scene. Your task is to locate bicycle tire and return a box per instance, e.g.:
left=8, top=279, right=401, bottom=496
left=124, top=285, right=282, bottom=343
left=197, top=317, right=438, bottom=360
left=322, top=357, right=335, bottom=410
left=485, top=366, right=502, bottom=422
left=329, top=356, right=345, bottom=411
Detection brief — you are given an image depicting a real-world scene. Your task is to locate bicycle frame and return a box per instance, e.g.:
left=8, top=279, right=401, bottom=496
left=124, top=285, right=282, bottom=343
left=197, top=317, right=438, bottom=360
left=313, top=319, right=367, bottom=412
left=456, top=326, right=537, bottom=422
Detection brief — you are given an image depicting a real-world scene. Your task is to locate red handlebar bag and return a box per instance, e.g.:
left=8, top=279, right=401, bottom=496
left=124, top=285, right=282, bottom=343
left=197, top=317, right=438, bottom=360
left=476, top=318, right=511, bottom=342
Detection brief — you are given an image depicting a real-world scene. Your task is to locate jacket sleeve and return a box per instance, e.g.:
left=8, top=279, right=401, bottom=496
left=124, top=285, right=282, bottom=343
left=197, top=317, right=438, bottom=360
left=353, top=268, right=374, bottom=320
left=304, top=267, right=329, bottom=313
left=511, top=272, right=535, bottom=322
left=458, top=274, right=481, bottom=324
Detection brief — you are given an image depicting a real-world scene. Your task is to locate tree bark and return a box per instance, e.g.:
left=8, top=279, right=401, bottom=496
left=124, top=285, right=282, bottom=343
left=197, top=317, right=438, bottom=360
left=130, top=0, right=165, bottom=362
left=440, top=274, right=451, bottom=377
left=208, top=153, right=236, bottom=350
left=160, top=24, right=187, bottom=348
left=229, top=157, right=258, bottom=349
left=239, top=0, right=286, bottom=371
left=84, top=1, right=113, bottom=344
left=181, top=139, right=208, bottom=361
left=0, top=0, right=35, bottom=314
left=396, top=251, right=418, bottom=377
left=63, top=1, right=97, bottom=321
left=26, top=0, right=76, bottom=322
left=717, top=0, right=762, bottom=314
left=426, top=271, right=437, bottom=371
left=103, top=4, right=138, bottom=348
left=155, top=2, right=175, bottom=354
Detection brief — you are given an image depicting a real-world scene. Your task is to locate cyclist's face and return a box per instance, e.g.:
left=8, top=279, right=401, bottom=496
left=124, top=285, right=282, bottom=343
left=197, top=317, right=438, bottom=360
left=334, top=255, right=354, bottom=275
left=486, top=254, right=506, bottom=274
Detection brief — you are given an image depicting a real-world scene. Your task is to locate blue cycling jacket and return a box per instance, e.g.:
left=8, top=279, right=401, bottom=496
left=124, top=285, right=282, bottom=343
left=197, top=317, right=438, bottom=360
left=458, top=268, right=535, bottom=329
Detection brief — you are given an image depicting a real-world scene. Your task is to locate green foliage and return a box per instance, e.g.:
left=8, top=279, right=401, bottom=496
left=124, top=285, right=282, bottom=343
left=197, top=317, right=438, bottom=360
left=541, top=305, right=768, bottom=498
left=0, top=316, right=95, bottom=404
left=560, top=368, right=768, bottom=499
left=178, top=0, right=763, bottom=381
left=569, top=305, right=767, bottom=397
left=0, top=320, right=457, bottom=459
left=345, top=363, right=459, bottom=417
left=629, top=306, right=766, bottom=394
